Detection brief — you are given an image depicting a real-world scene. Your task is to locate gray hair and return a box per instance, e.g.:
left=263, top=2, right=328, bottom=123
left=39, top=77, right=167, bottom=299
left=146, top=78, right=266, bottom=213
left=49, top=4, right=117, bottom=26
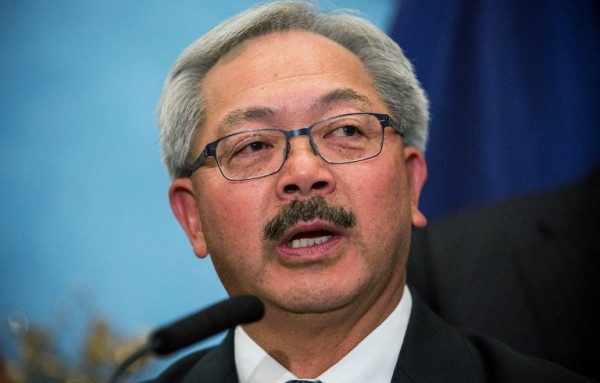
left=158, top=1, right=429, bottom=180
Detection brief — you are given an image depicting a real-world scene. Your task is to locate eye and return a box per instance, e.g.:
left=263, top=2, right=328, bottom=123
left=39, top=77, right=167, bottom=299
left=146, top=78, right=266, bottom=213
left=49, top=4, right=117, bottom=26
left=238, top=140, right=270, bottom=154
left=222, top=130, right=282, bottom=161
left=326, top=124, right=365, bottom=138
left=335, top=125, right=359, bottom=137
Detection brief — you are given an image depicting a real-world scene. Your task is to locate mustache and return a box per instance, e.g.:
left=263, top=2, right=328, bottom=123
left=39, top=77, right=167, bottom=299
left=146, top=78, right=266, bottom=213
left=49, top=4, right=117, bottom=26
left=263, top=196, right=356, bottom=241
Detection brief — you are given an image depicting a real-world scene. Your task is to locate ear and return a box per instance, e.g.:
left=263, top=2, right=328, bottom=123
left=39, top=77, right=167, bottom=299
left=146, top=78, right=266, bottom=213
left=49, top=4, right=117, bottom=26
left=403, top=147, right=428, bottom=228
left=169, top=178, right=209, bottom=258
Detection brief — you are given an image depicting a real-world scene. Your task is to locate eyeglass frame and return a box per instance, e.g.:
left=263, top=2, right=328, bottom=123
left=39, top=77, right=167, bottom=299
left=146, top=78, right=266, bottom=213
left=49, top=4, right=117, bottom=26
left=186, top=112, right=404, bottom=180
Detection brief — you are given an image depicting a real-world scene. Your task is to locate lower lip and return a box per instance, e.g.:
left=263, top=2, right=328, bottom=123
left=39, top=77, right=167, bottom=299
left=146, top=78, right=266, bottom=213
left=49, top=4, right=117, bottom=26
left=277, top=235, right=343, bottom=262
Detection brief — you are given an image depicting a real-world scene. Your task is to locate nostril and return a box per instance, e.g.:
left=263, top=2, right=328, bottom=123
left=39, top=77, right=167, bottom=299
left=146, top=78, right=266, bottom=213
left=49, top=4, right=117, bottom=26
left=283, top=181, right=327, bottom=195
left=284, top=184, right=299, bottom=194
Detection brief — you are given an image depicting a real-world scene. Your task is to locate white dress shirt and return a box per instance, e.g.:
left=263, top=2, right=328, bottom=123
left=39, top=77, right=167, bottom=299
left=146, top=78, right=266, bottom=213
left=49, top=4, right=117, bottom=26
left=234, top=285, right=412, bottom=383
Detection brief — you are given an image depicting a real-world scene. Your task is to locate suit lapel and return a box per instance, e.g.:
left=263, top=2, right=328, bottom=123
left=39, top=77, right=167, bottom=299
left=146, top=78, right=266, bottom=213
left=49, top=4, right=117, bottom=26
left=182, top=331, right=238, bottom=383
left=392, top=292, right=484, bottom=382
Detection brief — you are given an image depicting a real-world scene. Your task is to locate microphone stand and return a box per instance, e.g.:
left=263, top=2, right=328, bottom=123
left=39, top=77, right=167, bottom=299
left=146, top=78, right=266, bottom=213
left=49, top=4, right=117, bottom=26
left=108, top=295, right=264, bottom=383
left=108, top=341, right=154, bottom=383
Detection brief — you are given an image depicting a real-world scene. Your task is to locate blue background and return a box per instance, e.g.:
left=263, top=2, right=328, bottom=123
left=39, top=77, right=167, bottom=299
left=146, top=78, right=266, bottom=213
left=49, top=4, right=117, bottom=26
left=0, top=0, right=395, bottom=375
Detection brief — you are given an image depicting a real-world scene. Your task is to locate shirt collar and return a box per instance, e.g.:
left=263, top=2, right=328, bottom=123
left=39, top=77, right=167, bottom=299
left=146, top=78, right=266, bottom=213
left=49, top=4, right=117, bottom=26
left=235, top=285, right=412, bottom=383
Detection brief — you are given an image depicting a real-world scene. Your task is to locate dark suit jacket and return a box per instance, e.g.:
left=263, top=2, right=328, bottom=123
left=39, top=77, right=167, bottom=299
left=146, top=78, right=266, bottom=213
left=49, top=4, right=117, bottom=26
left=146, top=293, right=590, bottom=382
left=408, top=167, right=600, bottom=380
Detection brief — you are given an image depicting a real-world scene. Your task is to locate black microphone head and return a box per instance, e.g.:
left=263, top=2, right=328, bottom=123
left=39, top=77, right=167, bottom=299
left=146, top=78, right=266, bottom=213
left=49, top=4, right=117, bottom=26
left=150, top=294, right=264, bottom=356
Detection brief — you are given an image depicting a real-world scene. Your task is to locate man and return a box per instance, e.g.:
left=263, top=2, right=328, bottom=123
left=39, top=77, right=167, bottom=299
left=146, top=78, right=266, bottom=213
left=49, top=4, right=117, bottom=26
left=149, top=1, right=590, bottom=382
left=408, top=165, right=600, bottom=380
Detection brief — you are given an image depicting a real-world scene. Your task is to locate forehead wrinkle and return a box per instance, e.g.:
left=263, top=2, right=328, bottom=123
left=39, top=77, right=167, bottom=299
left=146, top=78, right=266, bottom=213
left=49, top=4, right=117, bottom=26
left=314, top=88, right=374, bottom=110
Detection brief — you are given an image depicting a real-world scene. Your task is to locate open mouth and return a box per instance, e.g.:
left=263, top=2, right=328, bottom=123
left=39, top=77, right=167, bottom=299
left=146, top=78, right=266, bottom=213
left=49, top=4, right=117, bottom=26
left=286, top=230, right=335, bottom=249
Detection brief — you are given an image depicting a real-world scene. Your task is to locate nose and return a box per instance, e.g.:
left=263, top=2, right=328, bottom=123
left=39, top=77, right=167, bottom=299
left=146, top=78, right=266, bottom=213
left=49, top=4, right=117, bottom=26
left=275, top=136, right=336, bottom=199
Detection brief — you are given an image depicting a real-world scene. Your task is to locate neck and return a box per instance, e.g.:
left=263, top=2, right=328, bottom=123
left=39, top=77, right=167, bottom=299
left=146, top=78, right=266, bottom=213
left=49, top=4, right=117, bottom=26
left=242, top=283, right=405, bottom=378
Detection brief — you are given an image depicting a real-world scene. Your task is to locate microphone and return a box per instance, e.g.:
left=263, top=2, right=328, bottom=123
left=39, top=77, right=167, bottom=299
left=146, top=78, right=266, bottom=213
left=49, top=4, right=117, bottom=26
left=151, top=294, right=264, bottom=354
left=109, top=294, right=264, bottom=383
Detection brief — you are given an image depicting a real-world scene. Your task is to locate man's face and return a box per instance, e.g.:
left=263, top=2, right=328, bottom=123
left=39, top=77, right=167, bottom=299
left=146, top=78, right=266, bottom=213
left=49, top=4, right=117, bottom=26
left=170, top=30, right=427, bottom=315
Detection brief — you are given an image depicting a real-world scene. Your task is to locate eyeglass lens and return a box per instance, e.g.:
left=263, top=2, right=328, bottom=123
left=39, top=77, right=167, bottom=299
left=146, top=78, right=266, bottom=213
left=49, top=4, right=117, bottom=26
left=215, top=113, right=384, bottom=180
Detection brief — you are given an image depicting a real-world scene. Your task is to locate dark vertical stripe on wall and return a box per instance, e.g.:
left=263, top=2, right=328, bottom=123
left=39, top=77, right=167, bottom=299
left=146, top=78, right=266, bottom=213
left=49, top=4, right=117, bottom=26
left=389, top=0, right=600, bottom=219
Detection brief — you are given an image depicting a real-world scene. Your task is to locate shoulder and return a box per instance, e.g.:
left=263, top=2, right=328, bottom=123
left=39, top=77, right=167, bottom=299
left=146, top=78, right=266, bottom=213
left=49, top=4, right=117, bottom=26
left=143, top=331, right=237, bottom=383
left=418, top=168, right=597, bottom=248
left=407, top=170, right=594, bottom=299
left=396, top=293, right=592, bottom=382
left=143, top=348, right=213, bottom=383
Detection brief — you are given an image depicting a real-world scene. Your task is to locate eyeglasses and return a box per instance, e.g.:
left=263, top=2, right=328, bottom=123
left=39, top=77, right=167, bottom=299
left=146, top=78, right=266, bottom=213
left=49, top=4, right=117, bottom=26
left=187, top=112, right=404, bottom=180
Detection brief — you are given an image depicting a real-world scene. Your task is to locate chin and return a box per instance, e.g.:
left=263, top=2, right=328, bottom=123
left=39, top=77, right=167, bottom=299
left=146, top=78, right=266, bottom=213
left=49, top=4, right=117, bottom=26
left=268, top=284, right=363, bottom=314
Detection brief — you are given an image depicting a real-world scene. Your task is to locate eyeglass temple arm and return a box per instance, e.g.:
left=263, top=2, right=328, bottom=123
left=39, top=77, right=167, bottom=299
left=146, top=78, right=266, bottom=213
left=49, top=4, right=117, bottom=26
left=373, top=113, right=404, bottom=136
left=187, top=144, right=216, bottom=176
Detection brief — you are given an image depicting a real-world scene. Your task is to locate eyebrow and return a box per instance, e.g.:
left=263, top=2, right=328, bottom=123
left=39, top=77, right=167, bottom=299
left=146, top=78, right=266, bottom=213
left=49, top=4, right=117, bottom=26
left=217, top=107, right=275, bottom=136
left=216, top=88, right=374, bottom=135
left=315, top=88, right=373, bottom=110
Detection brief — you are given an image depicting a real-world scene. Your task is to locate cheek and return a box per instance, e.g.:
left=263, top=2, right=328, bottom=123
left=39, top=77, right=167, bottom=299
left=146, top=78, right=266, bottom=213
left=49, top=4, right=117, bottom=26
left=349, top=158, right=412, bottom=242
left=201, top=186, right=258, bottom=237
left=196, top=183, right=272, bottom=293
left=355, top=157, right=409, bottom=207
left=197, top=180, right=274, bottom=255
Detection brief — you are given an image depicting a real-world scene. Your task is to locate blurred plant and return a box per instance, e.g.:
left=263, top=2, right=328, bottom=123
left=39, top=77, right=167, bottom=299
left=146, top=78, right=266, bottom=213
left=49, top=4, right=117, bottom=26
left=3, top=312, right=153, bottom=383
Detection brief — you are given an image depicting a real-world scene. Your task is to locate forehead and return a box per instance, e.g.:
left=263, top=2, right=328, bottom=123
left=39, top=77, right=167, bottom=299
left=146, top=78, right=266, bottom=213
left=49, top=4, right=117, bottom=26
left=199, top=30, right=387, bottom=138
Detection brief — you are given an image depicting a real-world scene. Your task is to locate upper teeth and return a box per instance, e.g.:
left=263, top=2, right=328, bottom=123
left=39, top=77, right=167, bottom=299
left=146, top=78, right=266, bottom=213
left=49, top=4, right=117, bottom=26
left=288, top=235, right=333, bottom=249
